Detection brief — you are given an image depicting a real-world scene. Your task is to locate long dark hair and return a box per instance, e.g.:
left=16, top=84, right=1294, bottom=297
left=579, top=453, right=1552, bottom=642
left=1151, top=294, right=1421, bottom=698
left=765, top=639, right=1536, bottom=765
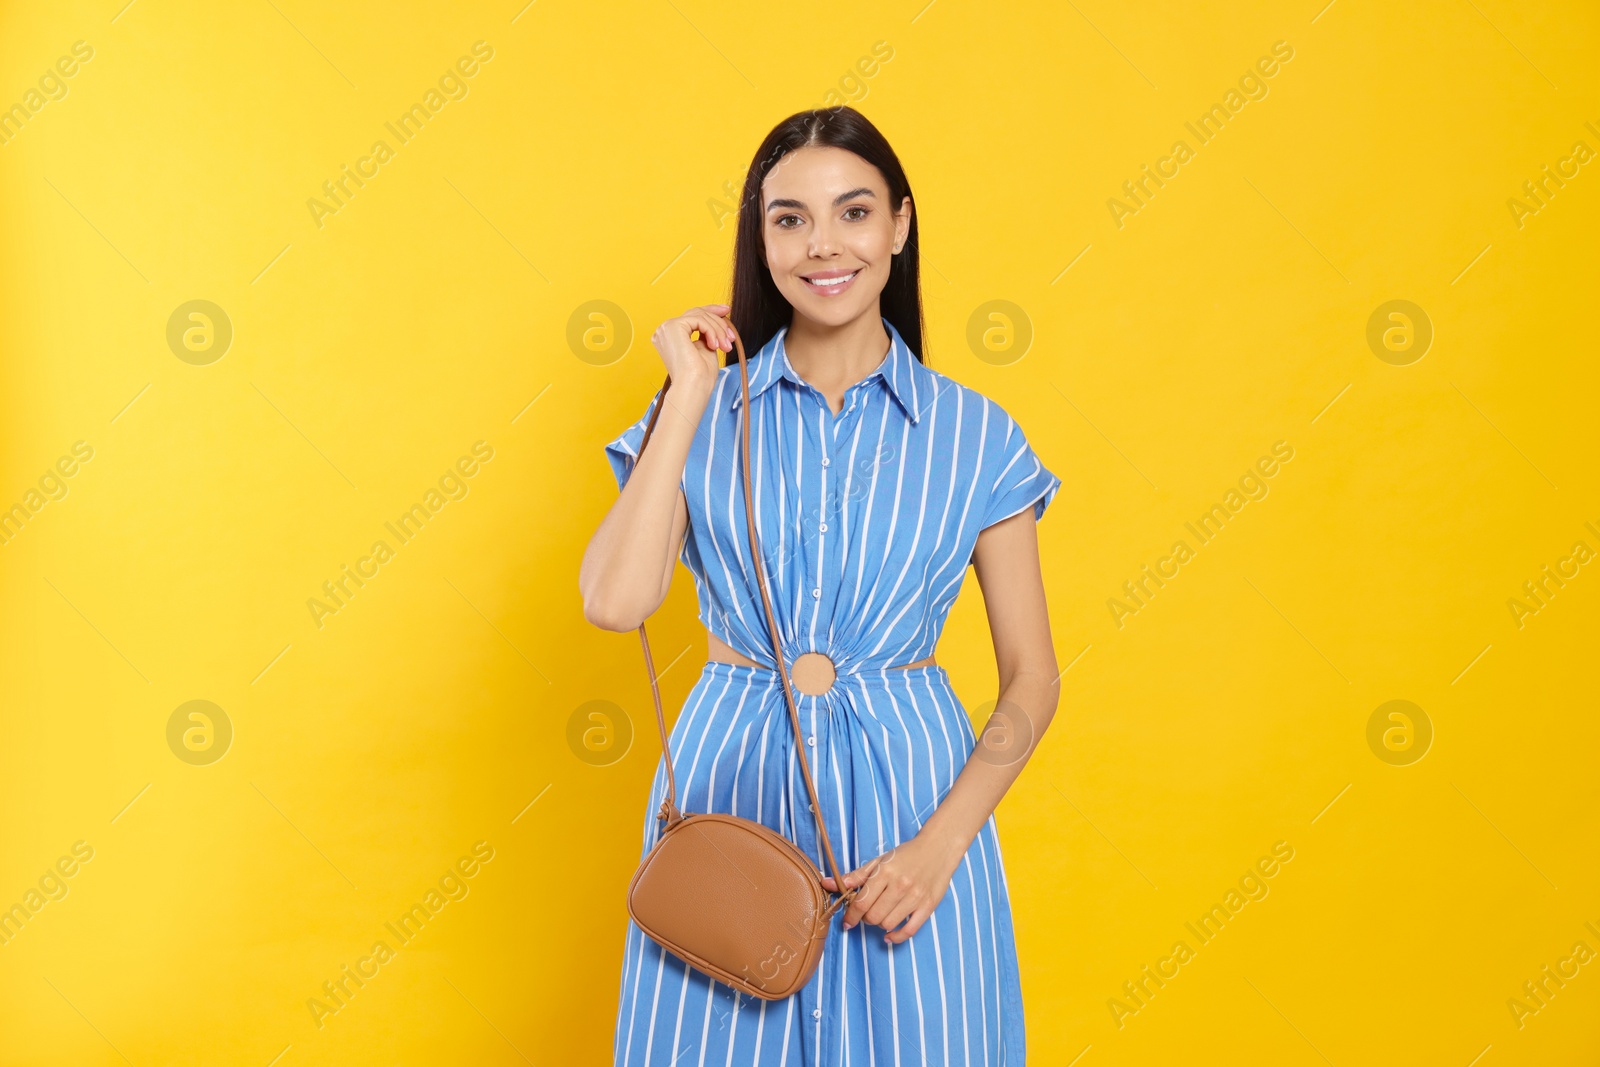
left=726, top=106, right=925, bottom=367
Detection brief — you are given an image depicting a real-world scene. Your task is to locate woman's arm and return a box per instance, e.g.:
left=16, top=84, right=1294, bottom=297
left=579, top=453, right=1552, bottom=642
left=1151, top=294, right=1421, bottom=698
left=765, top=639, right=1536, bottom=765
left=579, top=394, right=698, bottom=632
left=823, top=506, right=1059, bottom=941
left=580, top=307, right=734, bottom=632
left=924, top=505, right=1060, bottom=848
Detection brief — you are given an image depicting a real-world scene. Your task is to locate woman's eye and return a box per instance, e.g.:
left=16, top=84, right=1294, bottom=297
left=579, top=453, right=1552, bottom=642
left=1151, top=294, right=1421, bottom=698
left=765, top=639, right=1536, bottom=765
left=776, top=214, right=802, bottom=228
left=844, top=206, right=868, bottom=221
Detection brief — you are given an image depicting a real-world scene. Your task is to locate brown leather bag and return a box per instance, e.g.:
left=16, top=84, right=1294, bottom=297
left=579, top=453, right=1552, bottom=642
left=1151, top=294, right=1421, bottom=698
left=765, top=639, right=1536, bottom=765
left=623, top=324, right=858, bottom=1001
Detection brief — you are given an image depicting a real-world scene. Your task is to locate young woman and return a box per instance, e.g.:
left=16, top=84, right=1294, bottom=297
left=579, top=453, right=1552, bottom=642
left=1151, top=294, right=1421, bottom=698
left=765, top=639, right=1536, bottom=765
left=582, top=106, right=1061, bottom=1066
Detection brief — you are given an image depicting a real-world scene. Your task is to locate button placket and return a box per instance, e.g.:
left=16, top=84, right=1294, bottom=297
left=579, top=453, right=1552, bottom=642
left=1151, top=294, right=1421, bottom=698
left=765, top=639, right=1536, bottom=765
left=817, top=443, right=828, bottom=531
left=806, top=395, right=832, bottom=630
left=813, top=409, right=859, bottom=638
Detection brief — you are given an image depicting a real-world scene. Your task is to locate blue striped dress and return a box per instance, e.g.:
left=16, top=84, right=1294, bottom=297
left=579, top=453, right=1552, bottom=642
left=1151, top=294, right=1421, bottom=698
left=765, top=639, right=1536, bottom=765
left=604, top=316, right=1060, bottom=1066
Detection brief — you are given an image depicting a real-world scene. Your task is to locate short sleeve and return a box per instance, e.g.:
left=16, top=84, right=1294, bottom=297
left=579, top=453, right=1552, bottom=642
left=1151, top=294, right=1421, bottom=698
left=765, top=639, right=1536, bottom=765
left=980, top=414, right=1061, bottom=529
left=602, top=391, right=665, bottom=492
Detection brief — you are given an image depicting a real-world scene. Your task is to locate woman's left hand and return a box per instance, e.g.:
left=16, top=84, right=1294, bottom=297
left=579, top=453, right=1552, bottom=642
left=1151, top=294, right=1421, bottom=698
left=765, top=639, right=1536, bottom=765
left=821, top=829, right=968, bottom=944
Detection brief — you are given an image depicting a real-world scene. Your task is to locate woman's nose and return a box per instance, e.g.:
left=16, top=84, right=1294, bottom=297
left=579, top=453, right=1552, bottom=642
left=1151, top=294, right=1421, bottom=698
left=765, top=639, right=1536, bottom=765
left=809, top=224, right=839, bottom=257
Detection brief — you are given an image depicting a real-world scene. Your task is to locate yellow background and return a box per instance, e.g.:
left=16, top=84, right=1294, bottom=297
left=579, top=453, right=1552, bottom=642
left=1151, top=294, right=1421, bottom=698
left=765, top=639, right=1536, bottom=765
left=2, top=1, right=1597, bottom=1063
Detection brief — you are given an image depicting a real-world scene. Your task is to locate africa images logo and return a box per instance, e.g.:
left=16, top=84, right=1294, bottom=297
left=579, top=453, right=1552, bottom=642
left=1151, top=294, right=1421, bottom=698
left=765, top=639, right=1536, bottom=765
left=306, top=441, right=494, bottom=629
left=306, top=41, right=495, bottom=230
left=306, top=841, right=495, bottom=1029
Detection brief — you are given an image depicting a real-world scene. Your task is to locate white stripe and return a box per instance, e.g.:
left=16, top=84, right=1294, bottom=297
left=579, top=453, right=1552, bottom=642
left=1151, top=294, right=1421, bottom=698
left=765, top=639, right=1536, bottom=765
left=828, top=408, right=873, bottom=650
left=845, top=407, right=904, bottom=626
left=701, top=401, right=762, bottom=658
left=963, top=849, right=992, bottom=1067
left=867, top=389, right=964, bottom=661
left=857, top=394, right=940, bottom=641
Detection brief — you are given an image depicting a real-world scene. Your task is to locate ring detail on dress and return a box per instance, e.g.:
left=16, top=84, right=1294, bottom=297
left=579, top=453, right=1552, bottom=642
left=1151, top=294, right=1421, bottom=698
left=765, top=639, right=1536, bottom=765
left=790, top=651, right=837, bottom=695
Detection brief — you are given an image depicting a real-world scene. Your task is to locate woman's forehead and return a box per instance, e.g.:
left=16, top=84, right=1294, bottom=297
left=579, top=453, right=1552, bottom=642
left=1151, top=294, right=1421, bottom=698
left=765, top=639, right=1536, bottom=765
left=761, top=147, right=883, bottom=202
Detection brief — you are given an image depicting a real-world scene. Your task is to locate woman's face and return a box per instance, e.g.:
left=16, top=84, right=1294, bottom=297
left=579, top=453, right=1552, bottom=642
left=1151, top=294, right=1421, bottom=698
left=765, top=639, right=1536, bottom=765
left=760, top=145, right=911, bottom=328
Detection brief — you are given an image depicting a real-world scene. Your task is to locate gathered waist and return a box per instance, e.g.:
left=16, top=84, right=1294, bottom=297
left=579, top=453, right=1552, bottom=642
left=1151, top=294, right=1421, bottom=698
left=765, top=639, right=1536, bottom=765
left=704, top=630, right=934, bottom=671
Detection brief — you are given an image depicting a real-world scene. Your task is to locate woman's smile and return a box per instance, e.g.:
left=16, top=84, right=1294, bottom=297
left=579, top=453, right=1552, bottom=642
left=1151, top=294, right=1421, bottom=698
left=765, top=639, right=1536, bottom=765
left=800, top=267, right=862, bottom=296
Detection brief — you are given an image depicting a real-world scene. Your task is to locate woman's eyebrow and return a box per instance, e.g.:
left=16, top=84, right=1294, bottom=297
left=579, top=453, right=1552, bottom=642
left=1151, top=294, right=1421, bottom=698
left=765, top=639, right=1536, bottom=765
left=766, top=187, right=877, bottom=212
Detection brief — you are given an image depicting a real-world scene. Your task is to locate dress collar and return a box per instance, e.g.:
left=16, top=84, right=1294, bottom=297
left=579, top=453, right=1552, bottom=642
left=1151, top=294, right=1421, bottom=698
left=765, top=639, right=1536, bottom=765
left=729, top=317, right=926, bottom=425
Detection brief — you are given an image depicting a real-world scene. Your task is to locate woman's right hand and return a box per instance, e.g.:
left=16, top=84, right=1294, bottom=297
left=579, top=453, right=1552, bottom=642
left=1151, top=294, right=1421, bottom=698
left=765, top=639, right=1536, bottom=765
left=581, top=305, right=732, bottom=631
left=650, top=304, right=738, bottom=387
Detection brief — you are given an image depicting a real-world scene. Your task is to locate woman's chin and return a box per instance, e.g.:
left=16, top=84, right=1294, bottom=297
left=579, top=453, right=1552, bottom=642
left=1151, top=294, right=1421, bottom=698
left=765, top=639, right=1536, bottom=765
left=784, top=288, right=877, bottom=325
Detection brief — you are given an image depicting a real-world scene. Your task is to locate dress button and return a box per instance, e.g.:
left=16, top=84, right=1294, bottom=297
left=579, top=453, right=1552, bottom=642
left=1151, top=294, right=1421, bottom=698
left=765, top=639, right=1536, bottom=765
left=812, top=1008, right=821, bottom=1019
left=812, top=588, right=821, bottom=598
left=821, top=457, right=830, bottom=467
left=818, top=523, right=828, bottom=533
left=806, top=736, right=815, bottom=746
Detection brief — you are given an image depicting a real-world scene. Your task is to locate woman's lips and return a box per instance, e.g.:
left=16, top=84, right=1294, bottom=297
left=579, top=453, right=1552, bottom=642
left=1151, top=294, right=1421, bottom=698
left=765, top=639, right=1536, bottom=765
left=801, top=269, right=861, bottom=296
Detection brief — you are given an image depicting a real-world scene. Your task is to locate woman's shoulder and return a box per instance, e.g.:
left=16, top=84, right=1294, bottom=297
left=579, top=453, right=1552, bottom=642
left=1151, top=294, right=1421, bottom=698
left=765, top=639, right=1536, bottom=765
left=919, top=365, right=1027, bottom=436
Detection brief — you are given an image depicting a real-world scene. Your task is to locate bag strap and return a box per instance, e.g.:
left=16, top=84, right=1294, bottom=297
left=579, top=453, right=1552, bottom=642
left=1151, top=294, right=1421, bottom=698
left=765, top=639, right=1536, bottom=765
left=630, top=326, right=855, bottom=906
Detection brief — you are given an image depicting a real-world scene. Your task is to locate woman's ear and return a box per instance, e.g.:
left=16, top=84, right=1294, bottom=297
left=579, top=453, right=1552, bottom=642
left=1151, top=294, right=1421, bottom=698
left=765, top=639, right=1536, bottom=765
left=894, top=194, right=912, bottom=253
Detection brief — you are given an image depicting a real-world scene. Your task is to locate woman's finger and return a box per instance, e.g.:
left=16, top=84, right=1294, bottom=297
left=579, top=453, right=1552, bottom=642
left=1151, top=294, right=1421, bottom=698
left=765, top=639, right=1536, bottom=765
left=701, top=306, right=733, bottom=350
left=842, top=876, right=883, bottom=930
left=862, top=885, right=910, bottom=933
left=885, top=905, right=930, bottom=944
left=834, top=852, right=892, bottom=928
left=706, top=316, right=730, bottom=352
left=822, top=862, right=868, bottom=893
left=691, top=303, right=732, bottom=350
left=697, top=311, right=729, bottom=352
left=684, top=313, right=722, bottom=352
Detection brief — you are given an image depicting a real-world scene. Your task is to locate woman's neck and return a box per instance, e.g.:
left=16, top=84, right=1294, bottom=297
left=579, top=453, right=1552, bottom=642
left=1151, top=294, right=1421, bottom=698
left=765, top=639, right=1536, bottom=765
left=783, top=311, right=892, bottom=395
